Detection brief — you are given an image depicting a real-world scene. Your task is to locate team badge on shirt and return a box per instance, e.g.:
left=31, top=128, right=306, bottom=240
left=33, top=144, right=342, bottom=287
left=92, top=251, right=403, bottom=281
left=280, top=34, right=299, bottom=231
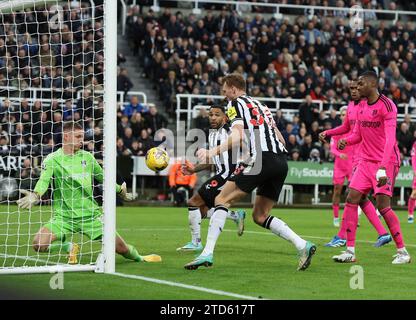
left=81, top=160, right=87, bottom=167
left=227, top=107, right=237, bottom=120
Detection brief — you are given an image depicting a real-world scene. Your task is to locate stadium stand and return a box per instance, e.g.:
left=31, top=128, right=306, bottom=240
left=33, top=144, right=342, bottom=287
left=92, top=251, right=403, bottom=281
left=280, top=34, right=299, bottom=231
left=122, top=0, right=416, bottom=164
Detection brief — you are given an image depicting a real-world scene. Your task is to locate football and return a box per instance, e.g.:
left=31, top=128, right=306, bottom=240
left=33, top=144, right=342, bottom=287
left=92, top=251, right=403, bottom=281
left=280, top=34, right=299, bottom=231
left=145, top=147, right=170, bottom=172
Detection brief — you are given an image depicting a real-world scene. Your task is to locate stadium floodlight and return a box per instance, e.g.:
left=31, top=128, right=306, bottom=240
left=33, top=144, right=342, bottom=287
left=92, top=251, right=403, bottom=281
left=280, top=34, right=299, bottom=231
left=0, top=0, right=117, bottom=274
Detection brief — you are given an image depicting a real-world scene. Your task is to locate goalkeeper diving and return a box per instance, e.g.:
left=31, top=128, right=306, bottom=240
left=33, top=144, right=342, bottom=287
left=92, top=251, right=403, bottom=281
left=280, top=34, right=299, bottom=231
left=17, top=122, right=161, bottom=264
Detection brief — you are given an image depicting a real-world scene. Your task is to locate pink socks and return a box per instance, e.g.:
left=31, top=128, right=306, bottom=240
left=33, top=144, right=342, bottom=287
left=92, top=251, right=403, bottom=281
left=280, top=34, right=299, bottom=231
left=344, top=203, right=359, bottom=247
left=360, top=200, right=388, bottom=236
left=380, top=207, right=405, bottom=249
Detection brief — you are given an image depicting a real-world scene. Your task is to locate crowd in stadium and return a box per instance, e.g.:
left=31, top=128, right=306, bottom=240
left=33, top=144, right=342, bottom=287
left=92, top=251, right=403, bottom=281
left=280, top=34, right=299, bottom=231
left=0, top=0, right=415, bottom=169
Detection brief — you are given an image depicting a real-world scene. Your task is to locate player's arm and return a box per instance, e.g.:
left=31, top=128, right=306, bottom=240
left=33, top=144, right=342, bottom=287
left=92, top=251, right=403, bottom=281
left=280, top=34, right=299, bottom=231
left=182, top=161, right=212, bottom=175
left=91, top=155, right=134, bottom=201
left=319, top=112, right=350, bottom=142
left=380, top=106, right=398, bottom=169
left=274, top=126, right=286, bottom=146
left=339, top=119, right=362, bottom=150
left=330, top=137, right=345, bottom=158
left=17, top=157, right=54, bottom=209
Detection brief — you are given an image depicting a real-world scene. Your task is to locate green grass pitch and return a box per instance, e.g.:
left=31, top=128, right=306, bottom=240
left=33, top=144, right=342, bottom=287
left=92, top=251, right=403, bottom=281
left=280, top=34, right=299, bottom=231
left=1, top=206, right=416, bottom=299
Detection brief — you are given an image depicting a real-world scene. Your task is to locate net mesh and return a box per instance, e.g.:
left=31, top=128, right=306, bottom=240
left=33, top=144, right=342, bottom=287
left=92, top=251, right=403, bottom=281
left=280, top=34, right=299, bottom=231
left=0, top=0, right=105, bottom=270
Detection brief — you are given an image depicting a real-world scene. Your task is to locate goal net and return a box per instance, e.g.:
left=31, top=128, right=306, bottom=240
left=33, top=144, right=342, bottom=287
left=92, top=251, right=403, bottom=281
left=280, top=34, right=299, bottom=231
left=0, top=0, right=116, bottom=274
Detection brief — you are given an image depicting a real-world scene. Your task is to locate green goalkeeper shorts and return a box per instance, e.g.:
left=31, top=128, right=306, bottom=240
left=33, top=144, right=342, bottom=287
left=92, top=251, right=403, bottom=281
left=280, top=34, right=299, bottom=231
left=44, top=216, right=104, bottom=241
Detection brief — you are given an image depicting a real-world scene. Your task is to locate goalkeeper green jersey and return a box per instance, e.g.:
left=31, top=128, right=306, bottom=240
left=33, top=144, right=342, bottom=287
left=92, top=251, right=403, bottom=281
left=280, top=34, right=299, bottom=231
left=34, top=148, right=121, bottom=219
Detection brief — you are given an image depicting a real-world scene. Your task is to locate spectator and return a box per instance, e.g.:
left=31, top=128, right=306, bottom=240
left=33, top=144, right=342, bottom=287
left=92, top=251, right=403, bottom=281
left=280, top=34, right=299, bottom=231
left=194, top=107, right=210, bottom=136
left=286, top=134, right=299, bottom=155
left=138, top=129, right=155, bottom=154
left=397, top=122, right=413, bottom=155
left=299, top=95, right=319, bottom=129
left=168, top=159, right=197, bottom=207
left=144, top=104, right=168, bottom=136
left=308, top=148, right=321, bottom=163
left=300, top=134, right=314, bottom=161
left=309, top=121, right=321, bottom=143
left=15, top=158, right=40, bottom=190
left=117, top=68, right=134, bottom=96
left=290, top=148, right=301, bottom=161
left=123, top=127, right=134, bottom=150
left=123, top=96, right=148, bottom=118
left=117, top=137, right=131, bottom=156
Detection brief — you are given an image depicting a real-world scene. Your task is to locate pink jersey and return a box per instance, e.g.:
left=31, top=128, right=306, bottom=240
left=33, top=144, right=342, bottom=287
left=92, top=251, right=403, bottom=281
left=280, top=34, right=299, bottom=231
left=345, top=94, right=400, bottom=167
left=324, top=100, right=360, bottom=163
left=411, top=141, right=416, bottom=172
left=330, top=134, right=354, bottom=171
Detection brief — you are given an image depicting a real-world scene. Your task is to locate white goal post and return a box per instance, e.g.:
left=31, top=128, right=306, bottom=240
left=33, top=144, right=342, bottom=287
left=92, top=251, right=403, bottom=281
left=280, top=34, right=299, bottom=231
left=0, top=0, right=117, bottom=274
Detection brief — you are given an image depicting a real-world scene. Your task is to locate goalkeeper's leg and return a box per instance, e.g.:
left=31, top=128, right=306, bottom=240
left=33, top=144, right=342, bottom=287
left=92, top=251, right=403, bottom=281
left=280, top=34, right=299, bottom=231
left=33, top=226, right=78, bottom=263
left=116, top=233, right=161, bottom=263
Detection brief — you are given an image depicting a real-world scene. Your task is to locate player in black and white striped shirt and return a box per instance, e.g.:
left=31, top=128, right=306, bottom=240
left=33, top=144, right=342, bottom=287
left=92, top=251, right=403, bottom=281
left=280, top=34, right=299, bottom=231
left=177, top=105, right=246, bottom=252
left=185, top=73, right=316, bottom=271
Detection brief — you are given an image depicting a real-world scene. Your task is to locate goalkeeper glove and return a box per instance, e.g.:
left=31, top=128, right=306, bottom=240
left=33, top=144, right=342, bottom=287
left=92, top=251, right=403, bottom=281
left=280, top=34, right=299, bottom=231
left=119, top=182, right=134, bottom=201
left=17, top=190, right=40, bottom=209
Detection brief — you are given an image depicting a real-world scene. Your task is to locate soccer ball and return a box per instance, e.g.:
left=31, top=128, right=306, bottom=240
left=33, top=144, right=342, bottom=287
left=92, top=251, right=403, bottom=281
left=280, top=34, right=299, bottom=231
left=145, top=147, right=170, bottom=172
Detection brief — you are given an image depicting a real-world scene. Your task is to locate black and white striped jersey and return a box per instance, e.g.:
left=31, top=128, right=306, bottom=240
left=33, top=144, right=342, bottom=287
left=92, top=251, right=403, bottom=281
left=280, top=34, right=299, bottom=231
left=208, top=124, right=237, bottom=179
left=226, top=95, right=287, bottom=159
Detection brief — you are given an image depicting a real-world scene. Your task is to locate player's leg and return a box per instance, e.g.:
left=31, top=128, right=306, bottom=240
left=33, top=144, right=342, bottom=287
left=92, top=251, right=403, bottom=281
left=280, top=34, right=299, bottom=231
left=177, top=192, right=206, bottom=252
left=329, top=162, right=371, bottom=251
left=359, top=195, right=391, bottom=247
left=332, top=187, right=363, bottom=263
left=332, top=184, right=343, bottom=227
left=201, top=176, right=246, bottom=228
left=376, top=195, right=410, bottom=264
left=33, top=227, right=58, bottom=252
left=184, top=180, right=247, bottom=270
left=408, top=188, right=416, bottom=223
left=115, top=232, right=161, bottom=263
left=252, top=194, right=316, bottom=271
left=35, top=218, right=78, bottom=264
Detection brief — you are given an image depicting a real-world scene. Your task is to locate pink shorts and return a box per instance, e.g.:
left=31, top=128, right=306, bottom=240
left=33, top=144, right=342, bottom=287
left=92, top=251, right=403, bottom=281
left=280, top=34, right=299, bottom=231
left=333, top=159, right=353, bottom=185
left=349, top=160, right=399, bottom=197
left=333, top=168, right=351, bottom=185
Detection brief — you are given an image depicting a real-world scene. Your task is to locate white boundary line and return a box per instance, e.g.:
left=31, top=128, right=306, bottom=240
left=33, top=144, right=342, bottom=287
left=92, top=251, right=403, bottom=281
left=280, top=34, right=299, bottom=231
left=111, top=272, right=264, bottom=300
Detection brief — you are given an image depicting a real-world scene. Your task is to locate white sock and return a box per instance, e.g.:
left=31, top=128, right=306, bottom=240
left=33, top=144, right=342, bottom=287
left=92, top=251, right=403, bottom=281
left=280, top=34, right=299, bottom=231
left=206, top=208, right=214, bottom=218
left=358, top=206, right=363, bottom=217
left=376, top=209, right=381, bottom=217
left=188, top=207, right=201, bottom=245
left=264, top=216, right=306, bottom=251
left=201, top=206, right=227, bottom=256
left=206, top=208, right=237, bottom=221
left=347, top=246, right=355, bottom=254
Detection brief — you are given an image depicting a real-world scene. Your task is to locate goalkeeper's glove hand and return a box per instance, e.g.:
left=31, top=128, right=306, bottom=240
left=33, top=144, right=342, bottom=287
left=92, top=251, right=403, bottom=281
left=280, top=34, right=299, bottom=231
left=119, top=182, right=134, bottom=201
left=16, top=190, right=40, bottom=209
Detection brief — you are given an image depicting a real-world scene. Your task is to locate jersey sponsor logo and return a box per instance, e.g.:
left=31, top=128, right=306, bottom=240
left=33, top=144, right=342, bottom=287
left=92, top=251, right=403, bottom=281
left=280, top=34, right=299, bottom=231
left=361, top=121, right=381, bottom=128
left=227, top=106, right=237, bottom=120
